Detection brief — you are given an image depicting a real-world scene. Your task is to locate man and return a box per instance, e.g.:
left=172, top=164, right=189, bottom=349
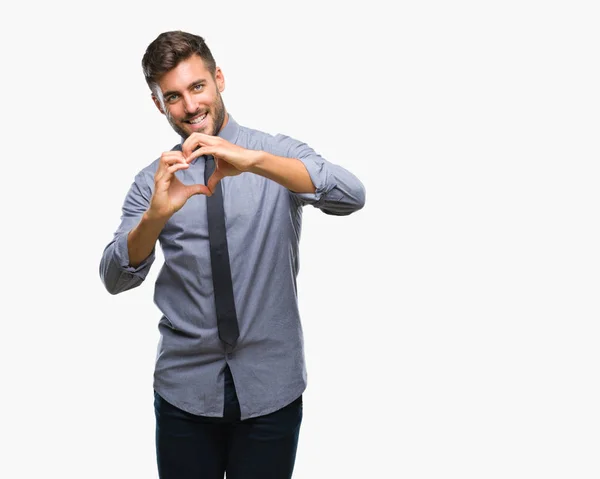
left=100, top=30, right=365, bottom=479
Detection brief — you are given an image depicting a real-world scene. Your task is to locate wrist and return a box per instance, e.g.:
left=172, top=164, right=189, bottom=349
left=142, top=209, right=171, bottom=226
left=247, top=150, right=267, bottom=174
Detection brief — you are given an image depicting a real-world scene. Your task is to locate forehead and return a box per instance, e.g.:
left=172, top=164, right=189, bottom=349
left=157, top=54, right=213, bottom=92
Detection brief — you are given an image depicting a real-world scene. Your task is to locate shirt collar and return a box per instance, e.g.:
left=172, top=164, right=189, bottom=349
left=217, top=113, right=240, bottom=143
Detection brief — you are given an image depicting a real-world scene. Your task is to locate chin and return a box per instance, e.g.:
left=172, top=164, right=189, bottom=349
left=187, top=122, right=213, bottom=136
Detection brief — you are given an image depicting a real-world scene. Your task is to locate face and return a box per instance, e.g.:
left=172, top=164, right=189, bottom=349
left=152, top=54, right=227, bottom=139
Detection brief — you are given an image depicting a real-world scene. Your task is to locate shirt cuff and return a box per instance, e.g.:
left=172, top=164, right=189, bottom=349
left=114, top=231, right=155, bottom=274
left=292, top=155, right=339, bottom=203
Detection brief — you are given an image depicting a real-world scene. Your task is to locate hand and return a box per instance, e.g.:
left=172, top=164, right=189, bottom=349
left=148, top=150, right=212, bottom=221
left=182, top=133, right=259, bottom=193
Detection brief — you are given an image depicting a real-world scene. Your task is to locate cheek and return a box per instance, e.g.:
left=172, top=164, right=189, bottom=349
left=166, top=105, right=184, bottom=120
left=196, top=92, right=216, bottom=108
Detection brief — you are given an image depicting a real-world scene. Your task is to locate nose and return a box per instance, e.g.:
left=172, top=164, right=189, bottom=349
left=182, top=94, right=197, bottom=115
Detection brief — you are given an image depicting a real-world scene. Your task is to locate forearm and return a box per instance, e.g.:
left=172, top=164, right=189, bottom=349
left=127, top=212, right=169, bottom=267
left=248, top=151, right=316, bottom=194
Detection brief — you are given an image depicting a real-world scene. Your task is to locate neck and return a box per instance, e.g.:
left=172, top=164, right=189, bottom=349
left=217, top=111, right=229, bottom=134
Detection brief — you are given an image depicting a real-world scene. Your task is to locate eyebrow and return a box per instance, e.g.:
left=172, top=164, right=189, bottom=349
left=162, top=80, right=207, bottom=99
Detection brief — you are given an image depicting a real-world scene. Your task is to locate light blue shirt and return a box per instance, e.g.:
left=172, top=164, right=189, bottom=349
left=100, top=115, right=366, bottom=419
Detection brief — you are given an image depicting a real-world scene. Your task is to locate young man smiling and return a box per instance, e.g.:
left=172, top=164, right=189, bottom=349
left=100, top=30, right=365, bottom=479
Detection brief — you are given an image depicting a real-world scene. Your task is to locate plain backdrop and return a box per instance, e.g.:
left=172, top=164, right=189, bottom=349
left=1, top=0, right=599, bottom=478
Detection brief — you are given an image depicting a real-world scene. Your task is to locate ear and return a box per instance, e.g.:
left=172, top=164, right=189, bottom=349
left=215, top=67, right=225, bottom=93
left=152, top=94, right=166, bottom=115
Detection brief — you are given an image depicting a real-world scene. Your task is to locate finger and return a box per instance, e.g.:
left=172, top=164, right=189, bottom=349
left=182, top=133, right=216, bottom=158
left=156, top=152, right=186, bottom=180
left=181, top=134, right=203, bottom=159
left=185, top=146, right=212, bottom=163
left=166, top=163, right=190, bottom=175
left=156, top=161, right=188, bottom=183
left=163, top=152, right=186, bottom=166
left=156, top=152, right=185, bottom=174
left=160, top=150, right=185, bottom=160
left=207, top=169, right=224, bottom=193
left=185, top=183, right=212, bottom=198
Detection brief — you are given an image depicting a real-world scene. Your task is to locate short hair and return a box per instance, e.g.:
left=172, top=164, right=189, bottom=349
left=142, top=31, right=217, bottom=95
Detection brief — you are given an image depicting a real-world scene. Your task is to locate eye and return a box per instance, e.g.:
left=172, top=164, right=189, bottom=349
left=193, top=84, right=204, bottom=91
left=166, top=94, right=179, bottom=103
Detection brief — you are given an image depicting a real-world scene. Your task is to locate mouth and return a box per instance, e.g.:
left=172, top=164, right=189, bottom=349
left=185, top=112, right=208, bottom=127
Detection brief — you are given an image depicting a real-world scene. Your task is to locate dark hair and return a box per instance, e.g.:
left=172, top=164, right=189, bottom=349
left=142, top=31, right=217, bottom=95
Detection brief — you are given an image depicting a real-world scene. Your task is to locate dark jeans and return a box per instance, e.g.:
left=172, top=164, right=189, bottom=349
left=154, top=365, right=303, bottom=479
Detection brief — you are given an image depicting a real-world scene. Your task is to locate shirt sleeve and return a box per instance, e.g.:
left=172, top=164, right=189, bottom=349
left=273, top=134, right=366, bottom=216
left=99, top=170, right=156, bottom=295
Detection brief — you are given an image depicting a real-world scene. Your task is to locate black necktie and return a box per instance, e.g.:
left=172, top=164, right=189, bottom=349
left=204, top=155, right=240, bottom=347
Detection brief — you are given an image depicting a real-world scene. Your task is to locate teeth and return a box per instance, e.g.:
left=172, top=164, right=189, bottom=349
left=189, top=113, right=207, bottom=124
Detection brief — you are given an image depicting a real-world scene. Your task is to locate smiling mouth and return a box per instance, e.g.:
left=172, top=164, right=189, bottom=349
left=185, top=112, right=208, bottom=124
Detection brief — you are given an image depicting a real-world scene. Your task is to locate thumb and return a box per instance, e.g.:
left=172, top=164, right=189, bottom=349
left=207, top=171, right=223, bottom=194
left=186, top=183, right=212, bottom=198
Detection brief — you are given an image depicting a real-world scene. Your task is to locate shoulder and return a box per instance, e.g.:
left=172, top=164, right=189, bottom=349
left=236, top=124, right=307, bottom=157
left=137, top=156, right=160, bottom=180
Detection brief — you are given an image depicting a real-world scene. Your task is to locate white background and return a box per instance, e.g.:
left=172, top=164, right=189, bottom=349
left=1, top=0, right=599, bottom=478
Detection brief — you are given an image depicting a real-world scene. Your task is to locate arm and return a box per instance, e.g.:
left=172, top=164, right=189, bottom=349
left=100, top=149, right=211, bottom=295
left=248, top=151, right=316, bottom=194
left=183, top=132, right=366, bottom=215
left=99, top=172, right=157, bottom=295
left=127, top=212, right=168, bottom=267
left=274, top=134, right=366, bottom=216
